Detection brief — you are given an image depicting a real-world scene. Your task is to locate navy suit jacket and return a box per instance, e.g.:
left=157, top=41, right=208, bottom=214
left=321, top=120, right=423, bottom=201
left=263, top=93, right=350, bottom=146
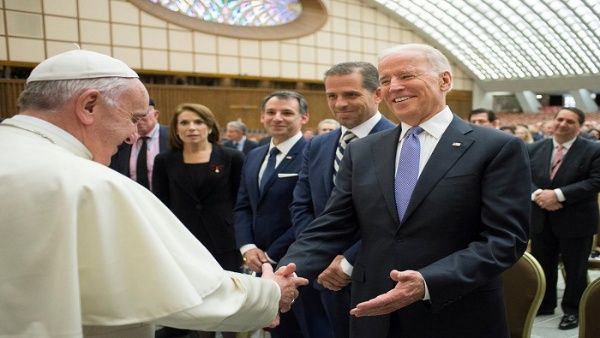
left=234, top=137, right=307, bottom=261
left=280, top=116, right=531, bottom=338
left=290, top=117, right=395, bottom=263
left=223, top=138, right=258, bottom=155
left=109, top=125, right=170, bottom=177
left=528, top=137, right=600, bottom=237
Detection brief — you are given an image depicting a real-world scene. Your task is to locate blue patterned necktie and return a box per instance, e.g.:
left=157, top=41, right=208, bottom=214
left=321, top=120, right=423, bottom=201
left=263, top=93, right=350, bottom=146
left=395, top=126, right=423, bottom=222
left=260, top=147, right=280, bottom=193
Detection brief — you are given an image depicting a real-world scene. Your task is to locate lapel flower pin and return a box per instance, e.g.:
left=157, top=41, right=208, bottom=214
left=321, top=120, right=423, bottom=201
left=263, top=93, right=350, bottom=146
left=210, top=164, right=224, bottom=173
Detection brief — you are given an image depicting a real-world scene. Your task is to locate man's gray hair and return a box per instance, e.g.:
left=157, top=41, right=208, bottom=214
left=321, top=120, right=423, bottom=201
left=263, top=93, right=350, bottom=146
left=227, top=120, right=248, bottom=134
left=18, top=77, right=133, bottom=113
left=378, top=43, right=453, bottom=77
left=318, top=118, right=340, bottom=129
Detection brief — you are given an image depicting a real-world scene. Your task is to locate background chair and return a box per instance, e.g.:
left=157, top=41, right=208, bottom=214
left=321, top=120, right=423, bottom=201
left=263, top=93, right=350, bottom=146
left=502, top=252, right=546, bottom=338
left=579, top=277, right=600, bottom=338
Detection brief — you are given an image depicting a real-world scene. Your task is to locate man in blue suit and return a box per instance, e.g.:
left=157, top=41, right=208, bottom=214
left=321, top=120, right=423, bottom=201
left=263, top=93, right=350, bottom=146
left=234, top=91, right=332, bottom=338
left=291, top=61, right=395, bottom=338
left=280, top=44, right=530, bottom=337
left=109, top=98, right=169, bottom=191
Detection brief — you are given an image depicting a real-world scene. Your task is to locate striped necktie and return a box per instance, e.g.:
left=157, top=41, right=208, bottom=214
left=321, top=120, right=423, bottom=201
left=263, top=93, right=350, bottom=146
left=550, top=144, right=564, bottom=179
left=333, top=130, right=357, bottom=181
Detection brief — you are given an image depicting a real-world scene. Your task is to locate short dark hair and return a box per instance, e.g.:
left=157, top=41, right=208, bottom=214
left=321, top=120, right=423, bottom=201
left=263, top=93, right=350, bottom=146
left=324, top=62, right=379, bottom=93
left=260, top=91, right=308, bottom=115
left=558, top=106, right=585, bottom=125
left=469, top=108, right=497, bottom=122
left=169, top=103, right=220, bottom=150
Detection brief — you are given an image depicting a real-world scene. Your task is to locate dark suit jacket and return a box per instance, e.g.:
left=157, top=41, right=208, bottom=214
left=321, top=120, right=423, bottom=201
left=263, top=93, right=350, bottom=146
left=280, top=117, right=531, bottom=338
left=152, top=144, right=244, bottom=260
left=291, top=117, right=395, bottom=263
left=223, top=138, right=258, bottom=155
left=109, top=125, right=170, bottom=177
left=234, top=137, right=307, bottom=261
left=528, top=137, right=600, bottom=237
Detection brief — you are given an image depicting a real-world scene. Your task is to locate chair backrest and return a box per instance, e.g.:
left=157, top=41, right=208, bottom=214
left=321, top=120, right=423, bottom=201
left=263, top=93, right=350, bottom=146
left=579, top=277, right=600, bottom=338
left=502, top=252, right=546, bottom=338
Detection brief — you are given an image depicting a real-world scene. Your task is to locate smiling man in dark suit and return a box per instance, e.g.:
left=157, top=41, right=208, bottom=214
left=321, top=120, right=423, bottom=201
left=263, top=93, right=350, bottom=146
left=279, top=44, right=531, bottom=338
left=234, top=91, right=332, bottom=338
left=528, top=106, right=600, bottom=330
left=109, top=98, right=169, bottom=190
left=290, top=61, right=395, bottom=338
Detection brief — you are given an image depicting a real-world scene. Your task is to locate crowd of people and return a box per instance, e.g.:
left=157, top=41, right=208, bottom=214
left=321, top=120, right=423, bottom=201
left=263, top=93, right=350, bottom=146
left=1, top=43, right=599, bottom=338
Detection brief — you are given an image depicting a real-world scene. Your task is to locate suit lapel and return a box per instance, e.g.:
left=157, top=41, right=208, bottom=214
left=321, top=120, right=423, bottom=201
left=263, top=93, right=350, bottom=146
left=553, top=137, right=582, bottom=181
left=536, top=139, right=553, bottom=183
left=402, top=117, right=474, bottom=224
left=251, top=146, right=269, bottom=202
left=322, top=130, right=341, bottom=192
left=372, top=126, right=403, bottom=224
left=260, top=138, right=306, bottom=198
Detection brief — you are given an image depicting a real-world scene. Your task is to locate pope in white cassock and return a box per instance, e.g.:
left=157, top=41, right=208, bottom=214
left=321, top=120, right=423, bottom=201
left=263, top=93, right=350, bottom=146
left=0, top=49, right=307, bottom=338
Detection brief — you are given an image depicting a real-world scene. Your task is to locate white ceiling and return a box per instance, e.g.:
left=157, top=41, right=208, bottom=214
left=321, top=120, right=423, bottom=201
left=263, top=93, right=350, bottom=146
left=368, top=0, right=600, bottom=93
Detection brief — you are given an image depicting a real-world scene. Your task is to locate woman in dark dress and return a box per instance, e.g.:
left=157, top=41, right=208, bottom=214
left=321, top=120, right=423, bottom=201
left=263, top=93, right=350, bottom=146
left=153, top=103, right=243, bottom=338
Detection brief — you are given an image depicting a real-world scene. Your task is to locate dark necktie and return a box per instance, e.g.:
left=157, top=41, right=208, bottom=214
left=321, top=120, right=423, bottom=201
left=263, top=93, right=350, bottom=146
left=550, top=144, right=564, bottom=179
left=260, top=147, right=280, bottom=193
left=136, top=137, right=149, bottom=189
left=333, top=130, right=357, bottom=181
left=395, top=126, right=423, bottom=222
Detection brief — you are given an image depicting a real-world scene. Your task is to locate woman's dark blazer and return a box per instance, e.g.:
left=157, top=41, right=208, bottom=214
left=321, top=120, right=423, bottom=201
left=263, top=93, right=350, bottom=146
left=153, top=144, right=244, bottom=259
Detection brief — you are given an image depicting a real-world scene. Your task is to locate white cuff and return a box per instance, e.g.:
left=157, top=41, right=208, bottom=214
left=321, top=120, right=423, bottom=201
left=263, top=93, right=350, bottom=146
left=531, top=188, right=542, bottom=201
left=240, top=244, right=258, bottom=256
left=264, top=253, right=277, bottom=265
left=554, top=188, right=565, bottom=202
left=340, top=257, right=353, bottom=276
left=422, top=280, right=431, bottom=301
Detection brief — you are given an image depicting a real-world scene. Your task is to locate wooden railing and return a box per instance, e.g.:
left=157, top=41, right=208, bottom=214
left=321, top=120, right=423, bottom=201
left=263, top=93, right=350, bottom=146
left=0, top=80, right=473, bottom=127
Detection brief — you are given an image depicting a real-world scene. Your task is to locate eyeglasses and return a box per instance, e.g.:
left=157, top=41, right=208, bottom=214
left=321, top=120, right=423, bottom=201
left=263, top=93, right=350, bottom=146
left=114, top=105, right=148, bottom=124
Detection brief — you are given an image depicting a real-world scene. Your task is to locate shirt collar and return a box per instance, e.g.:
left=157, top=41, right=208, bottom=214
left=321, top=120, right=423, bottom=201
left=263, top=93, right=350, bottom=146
left=399, top=106, right=453, bottom=140
left=340, top=112, right=382, bottom=139
left=553, top=136, right=577, bottom=150
left=7, top=115, right=92, bottom=159
left=269, top=131, right=303, bottom=155
left=144, top=123, right=160, bottom=140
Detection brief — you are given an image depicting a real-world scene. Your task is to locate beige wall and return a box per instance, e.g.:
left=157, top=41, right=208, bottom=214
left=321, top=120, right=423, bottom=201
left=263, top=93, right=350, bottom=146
left=0, top=0, right=473, bottom=90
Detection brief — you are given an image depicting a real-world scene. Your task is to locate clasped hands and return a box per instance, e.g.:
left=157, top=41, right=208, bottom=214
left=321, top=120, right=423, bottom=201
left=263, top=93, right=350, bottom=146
left=253, top=249, right=307, bottom=327
left=533, top=189, right=563, bottom=211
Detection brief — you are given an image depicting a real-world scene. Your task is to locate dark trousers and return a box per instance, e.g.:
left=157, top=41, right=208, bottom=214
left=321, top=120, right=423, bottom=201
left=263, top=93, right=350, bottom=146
left=320, top=285, right=351, bottom=338
left=531, top=228, right=593, bottom=314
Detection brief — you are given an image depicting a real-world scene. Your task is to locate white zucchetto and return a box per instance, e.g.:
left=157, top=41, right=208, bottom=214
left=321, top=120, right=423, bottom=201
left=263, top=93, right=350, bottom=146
left=27, top=49, right=138, bottom=83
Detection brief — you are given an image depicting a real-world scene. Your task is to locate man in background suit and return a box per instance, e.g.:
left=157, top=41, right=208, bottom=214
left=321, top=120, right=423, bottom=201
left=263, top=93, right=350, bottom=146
left=223, top=120, right=258, bottom=155
left=280, top=43, right=530, bottom=337
left=234, top=91, right=331, bottom=338
left=109, top=98, right=169, bottom=190
left=290, top=61, right=395, bottom=338
left=528, top=106, right=600, bottom=330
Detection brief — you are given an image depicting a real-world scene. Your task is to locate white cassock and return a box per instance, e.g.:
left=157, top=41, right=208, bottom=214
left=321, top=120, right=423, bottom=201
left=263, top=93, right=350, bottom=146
left=0, top=115, right=280, bottom=338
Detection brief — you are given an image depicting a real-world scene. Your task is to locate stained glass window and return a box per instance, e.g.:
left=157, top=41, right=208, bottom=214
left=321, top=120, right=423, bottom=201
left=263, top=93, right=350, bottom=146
left=148, top=0, right=302, bottom=26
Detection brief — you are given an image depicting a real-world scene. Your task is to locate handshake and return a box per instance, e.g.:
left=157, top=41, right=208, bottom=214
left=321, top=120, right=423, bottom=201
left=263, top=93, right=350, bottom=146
left=260, top=262, right=308, bottom=325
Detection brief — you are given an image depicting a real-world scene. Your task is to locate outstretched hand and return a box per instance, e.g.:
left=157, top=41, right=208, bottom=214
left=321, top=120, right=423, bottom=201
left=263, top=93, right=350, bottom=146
left=350, top=270, right=425, bottom=317
left=261, top=263, right=308, bottom=313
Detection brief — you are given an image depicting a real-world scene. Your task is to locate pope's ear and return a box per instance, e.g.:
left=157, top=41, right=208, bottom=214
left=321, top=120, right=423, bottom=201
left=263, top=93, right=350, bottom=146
left=74, top=89, right=100, bottom=125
